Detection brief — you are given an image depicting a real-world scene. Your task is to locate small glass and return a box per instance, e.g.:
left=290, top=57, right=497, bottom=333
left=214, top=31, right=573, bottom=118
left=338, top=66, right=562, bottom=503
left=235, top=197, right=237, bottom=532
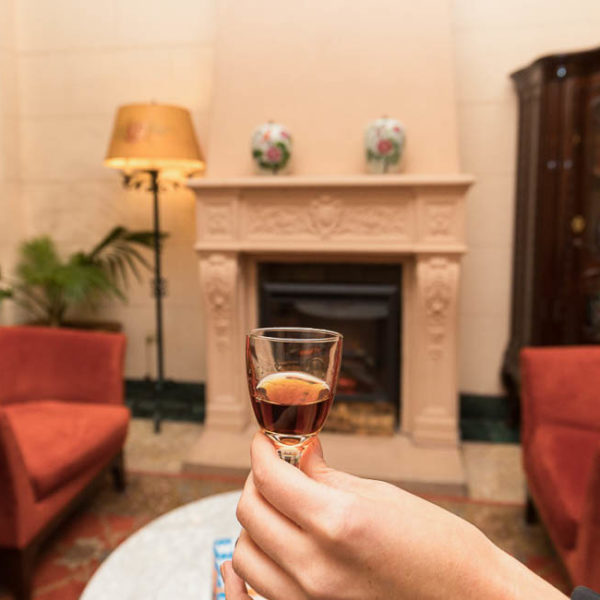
left=246, top=327, right=343, bottom=466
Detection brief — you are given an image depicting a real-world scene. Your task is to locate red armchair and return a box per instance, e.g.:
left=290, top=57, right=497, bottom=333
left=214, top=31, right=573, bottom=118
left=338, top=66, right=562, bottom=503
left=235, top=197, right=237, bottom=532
left=0, top=326, right=129, bottom=600
left=521, top=347, right=600, bottom=589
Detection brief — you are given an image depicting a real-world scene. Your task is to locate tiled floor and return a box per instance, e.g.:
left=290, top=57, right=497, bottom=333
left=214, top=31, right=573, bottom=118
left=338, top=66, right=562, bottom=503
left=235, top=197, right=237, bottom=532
left=125, top=419, right=527, bottom=503
left=463, top=441, right=526, bottom=503
left=126, top=419, right=205, bottom=474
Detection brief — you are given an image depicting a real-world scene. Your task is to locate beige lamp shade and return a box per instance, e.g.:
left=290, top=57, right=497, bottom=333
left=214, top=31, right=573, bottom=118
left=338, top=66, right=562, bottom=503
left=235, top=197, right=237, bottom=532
left=104, top=103, right=205, bottom=174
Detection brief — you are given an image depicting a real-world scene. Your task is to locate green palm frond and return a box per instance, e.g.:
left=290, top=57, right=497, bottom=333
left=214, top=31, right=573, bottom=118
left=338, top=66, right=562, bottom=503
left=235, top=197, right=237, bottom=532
left=9, top=225, right=168, bottom=326
left=16, top=237, right=62, bottom=285
left=64, top=253, right=124, bottom=303
left=87, top=226, right=127, bottom=258
left=85, top=226, right=167, bottom=287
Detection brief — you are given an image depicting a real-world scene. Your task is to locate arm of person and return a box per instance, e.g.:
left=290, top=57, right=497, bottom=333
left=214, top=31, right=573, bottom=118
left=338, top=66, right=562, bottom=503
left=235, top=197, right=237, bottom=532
left=223, top=432, right=568, bottom=600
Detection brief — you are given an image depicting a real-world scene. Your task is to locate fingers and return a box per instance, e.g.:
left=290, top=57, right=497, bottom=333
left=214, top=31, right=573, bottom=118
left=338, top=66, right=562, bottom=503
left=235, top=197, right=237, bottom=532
left=232, top=529, right=307, bottom=600
left=250, top=432, right=342, bottom=531
left=222, top=561, right=253, bottom=600
left=237, top=473, right=312, bottom=577
left=299, top=437, right=330, bottom=479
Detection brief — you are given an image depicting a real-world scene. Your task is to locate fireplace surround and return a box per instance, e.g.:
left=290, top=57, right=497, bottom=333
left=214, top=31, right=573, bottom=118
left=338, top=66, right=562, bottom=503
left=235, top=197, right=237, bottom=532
left=186, top=174, right=472, bottom=482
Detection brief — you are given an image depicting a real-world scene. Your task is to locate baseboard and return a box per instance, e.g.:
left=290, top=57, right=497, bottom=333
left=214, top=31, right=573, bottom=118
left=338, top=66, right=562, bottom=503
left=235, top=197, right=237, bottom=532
left=125, top=378, right=205, bottom=422
left=125, top=381, right=519, bottom=443
left=459, top=393, right=519, bottom=443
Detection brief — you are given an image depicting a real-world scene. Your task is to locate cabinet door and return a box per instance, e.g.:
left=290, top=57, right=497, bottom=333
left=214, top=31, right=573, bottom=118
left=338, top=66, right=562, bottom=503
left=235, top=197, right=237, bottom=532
left=575, top=74, right=600, bottom=343
left=535, top=74, right=585, bottom=345
left=510, top=83, right=542, bottom=350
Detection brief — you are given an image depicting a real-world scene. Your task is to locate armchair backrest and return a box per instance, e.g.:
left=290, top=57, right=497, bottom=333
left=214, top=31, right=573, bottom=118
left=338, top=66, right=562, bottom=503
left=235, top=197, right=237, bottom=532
left=520, top=346, right=600, bottom=446
left=0, top=326, right=126, bottom=406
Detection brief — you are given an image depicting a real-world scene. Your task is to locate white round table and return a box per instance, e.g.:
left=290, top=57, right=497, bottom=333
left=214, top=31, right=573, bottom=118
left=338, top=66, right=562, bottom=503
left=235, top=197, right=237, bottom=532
left=81, top=490, right=242, bottom=600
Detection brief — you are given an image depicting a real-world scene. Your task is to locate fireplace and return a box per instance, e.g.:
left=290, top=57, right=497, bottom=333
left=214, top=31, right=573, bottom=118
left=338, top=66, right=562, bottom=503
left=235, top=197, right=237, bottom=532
left=187, top=175, right=471, bottom=484
left=258, top=262, right=401, bottom=433
left=190, top=174, right=470, bottom=441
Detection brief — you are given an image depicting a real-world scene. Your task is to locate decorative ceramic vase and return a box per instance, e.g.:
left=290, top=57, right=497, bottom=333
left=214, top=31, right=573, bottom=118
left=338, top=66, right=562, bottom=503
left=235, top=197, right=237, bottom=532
left=251, top=122, right=292, bottom=175
left=365, top=117, right=405, bottom=174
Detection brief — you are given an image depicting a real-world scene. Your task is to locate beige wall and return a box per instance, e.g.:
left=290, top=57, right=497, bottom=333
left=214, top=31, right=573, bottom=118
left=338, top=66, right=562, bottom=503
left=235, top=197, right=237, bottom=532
left=0, top=0, right=22, bottom=325
left=453, top=0, right=600, bottom=394
left=2, top=0, right=600, bottom=392
left=208, top=0, right=460, bottom=176
left=11, top=0, right=216, bottom=381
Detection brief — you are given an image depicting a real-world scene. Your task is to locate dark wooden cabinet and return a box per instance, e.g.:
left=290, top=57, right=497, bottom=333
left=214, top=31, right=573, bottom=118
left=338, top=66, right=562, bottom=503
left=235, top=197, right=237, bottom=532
left=503, top=47, right=600, bottom=408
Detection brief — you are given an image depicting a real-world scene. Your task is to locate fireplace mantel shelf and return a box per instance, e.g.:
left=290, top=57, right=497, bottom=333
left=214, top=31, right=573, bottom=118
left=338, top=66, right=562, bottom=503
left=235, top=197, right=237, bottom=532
left=188, top=173, right=474, bottom=189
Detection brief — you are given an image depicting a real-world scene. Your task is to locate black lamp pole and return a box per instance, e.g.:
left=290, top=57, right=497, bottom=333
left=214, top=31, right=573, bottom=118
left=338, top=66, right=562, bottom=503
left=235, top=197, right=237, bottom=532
left=121, top=169, right=167, bottom=433
left=149, top=169, right=165, bottom=433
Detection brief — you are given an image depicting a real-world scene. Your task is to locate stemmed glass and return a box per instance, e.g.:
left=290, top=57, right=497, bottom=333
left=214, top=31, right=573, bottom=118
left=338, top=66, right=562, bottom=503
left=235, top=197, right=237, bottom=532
left=246, top=327, right=343, bottom=466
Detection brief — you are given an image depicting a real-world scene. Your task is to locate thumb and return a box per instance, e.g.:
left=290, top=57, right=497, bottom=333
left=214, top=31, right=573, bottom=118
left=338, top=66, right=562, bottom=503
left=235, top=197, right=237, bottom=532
left=300, top=437, right=334, bottom=481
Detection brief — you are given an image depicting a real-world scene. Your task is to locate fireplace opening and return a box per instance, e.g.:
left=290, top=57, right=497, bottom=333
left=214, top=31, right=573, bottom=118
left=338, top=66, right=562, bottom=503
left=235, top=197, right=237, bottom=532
left=258, top=263, right=402, bottom=435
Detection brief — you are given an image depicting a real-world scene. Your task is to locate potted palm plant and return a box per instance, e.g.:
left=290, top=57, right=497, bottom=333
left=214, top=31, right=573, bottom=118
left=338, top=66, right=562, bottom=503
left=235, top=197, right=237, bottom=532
left=6, top=226, right=163, bottom=328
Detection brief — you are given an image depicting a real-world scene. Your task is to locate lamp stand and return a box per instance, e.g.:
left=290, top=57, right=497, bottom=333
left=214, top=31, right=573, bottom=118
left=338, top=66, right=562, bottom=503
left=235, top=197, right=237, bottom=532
left=149, top=169, right=165, bottom=433
left=120, top=169, right=169, bottom=433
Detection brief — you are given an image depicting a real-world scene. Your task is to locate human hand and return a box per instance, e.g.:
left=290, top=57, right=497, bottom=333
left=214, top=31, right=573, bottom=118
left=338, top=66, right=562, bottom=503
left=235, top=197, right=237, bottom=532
left=221, top=561, right=252, bottom=600
left=224, top=433, right=567, bottom=600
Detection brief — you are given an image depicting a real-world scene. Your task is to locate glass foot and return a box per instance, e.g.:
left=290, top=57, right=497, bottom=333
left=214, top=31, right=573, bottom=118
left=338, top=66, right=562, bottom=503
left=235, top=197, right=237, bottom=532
left=265, top=432, right=312, bottom=467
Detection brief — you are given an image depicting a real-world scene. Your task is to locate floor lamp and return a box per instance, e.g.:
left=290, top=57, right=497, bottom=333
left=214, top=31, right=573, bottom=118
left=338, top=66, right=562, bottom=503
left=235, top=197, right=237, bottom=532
left=104, top=103, right=205, bottom=433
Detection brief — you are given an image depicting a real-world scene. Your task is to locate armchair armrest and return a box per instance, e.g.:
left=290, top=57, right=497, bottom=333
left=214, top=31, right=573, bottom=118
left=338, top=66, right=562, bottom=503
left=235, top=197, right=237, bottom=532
left=520, top=347, right=600, bottom=446
left=576, top=443, right=600, bottom=588
left=0, top=326, right=126, bottom=406
left=0, top=408, right=37, bottom=548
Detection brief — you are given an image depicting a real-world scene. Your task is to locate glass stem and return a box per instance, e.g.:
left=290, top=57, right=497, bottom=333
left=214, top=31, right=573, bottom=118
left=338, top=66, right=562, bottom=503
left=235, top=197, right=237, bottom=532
left=275, top=445, right=302, bottom=467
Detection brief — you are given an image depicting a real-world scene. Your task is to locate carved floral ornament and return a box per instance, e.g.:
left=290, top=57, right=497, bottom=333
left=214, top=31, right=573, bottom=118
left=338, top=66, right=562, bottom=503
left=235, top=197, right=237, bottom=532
left=422, top=257, right=454, bottom=359
left=202, top=254, right=236, bottom=348
left=427, top=203, right=454, bottom=237
left=246, top=193, right=408, bottom=240
left=309, top=195, right=343, bottom=238
left=205, top=203, right=234, bottom=237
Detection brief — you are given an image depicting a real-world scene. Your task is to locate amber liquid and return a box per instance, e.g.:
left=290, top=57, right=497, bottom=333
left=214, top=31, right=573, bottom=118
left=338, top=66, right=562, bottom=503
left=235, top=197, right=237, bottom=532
left=251, top=372, right=332, bottom=440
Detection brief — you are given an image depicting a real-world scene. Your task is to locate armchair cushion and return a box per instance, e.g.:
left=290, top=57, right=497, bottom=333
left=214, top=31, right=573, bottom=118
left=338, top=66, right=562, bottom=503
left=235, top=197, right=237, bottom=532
left=526, top=423, right=599, bottom=550
left=3, top=400, right=129, bottom=501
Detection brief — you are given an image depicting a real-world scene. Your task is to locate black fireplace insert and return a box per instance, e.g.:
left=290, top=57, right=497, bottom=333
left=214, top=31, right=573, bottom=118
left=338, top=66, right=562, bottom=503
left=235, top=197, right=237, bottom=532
left=258, top=263, right=402, bottom=423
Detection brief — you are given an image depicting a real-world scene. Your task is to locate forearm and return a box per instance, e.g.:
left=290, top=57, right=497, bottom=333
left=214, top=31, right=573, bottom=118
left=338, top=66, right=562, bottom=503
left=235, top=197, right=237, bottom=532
left=491, top=544, right=568, bottom=600
left=438, top=524, right=567, bottom=600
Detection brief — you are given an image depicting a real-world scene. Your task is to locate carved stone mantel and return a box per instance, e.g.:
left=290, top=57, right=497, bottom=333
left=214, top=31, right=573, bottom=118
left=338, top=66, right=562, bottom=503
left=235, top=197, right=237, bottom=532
left=190, top=174, right=472, bottom=446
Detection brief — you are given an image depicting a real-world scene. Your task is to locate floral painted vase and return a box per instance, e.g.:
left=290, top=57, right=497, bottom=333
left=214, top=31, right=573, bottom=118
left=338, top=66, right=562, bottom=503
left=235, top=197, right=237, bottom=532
left=251, top=122, right=292, bottom=175
left=365, top=117, right=405, bottom=174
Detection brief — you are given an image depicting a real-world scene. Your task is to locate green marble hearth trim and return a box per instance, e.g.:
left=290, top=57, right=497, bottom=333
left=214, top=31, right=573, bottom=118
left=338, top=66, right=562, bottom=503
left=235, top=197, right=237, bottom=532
left=460, top=393, right=520, bottom=443
left=125, top=380, right=519, bottom=443
left=125, top=379, right=205, bottom=422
